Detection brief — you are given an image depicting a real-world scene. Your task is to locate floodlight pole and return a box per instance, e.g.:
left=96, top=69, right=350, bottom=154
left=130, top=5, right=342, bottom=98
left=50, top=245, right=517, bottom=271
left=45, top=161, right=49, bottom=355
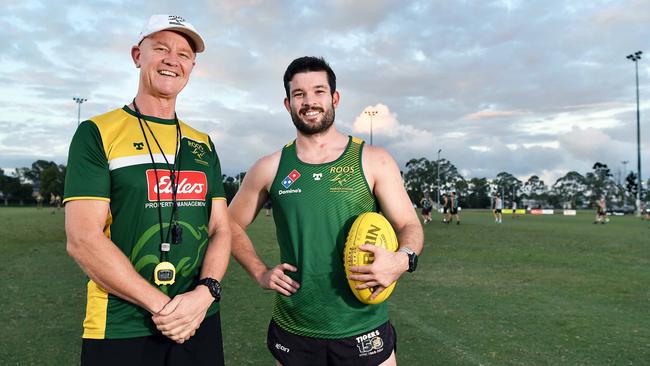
left=364, top=110, right=378, bottom=145
left=437, top=149, right=442, bottom=205
left=621, top=160, right=629, bottom=203
left=73, top=97, right=88, bottom=126
left=626, top=51, right=643, bottom=216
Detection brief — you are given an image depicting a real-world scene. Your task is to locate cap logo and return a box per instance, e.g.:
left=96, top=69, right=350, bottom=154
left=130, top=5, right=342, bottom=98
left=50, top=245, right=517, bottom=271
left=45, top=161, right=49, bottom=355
left=168, top=15, right=186, bottom=26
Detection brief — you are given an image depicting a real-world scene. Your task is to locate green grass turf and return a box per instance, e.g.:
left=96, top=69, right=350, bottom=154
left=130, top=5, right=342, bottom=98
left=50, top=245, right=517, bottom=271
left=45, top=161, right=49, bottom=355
left=1, top=207, right=649, bottom=365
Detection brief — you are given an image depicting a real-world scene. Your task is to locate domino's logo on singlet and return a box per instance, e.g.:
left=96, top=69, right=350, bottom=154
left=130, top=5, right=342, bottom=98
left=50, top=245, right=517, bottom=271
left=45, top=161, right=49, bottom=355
left=279, top=169, right=302, bottom=195
left=281, top=169, right=301, bottom=188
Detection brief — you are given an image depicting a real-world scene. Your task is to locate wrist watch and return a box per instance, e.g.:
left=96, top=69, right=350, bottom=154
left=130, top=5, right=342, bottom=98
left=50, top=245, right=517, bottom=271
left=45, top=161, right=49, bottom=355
left=198, top=277, right=222, bottom=302
left=398, top=247, right=418, bottom=273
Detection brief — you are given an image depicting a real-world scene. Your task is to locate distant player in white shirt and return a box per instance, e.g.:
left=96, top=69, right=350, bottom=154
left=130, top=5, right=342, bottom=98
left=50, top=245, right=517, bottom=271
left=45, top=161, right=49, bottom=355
left=493, top=194, right=503, bottom=223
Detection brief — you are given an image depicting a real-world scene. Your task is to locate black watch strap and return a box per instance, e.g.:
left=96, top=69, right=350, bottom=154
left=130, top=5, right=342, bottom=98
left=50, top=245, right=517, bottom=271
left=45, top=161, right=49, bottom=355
left=398, top=247, right=418, bottom=273
left=198, top=277, right=222, bottom=302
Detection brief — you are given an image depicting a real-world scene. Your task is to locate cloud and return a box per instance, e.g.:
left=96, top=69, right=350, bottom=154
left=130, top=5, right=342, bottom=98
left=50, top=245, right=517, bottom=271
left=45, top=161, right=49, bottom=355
left=349, top=104, right=433, bottom=148
left=1, top=0, right=649, bottom=185
left=463, top=109, right=526, bottom=120
left=558, top=127, right=611, bottom=161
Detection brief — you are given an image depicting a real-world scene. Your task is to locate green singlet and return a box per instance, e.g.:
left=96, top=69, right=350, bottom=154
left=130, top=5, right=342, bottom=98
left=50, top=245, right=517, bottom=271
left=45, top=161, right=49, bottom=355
left=269, top=136, right=387, bottom=339
left=64, top=106, right=226, bottom=339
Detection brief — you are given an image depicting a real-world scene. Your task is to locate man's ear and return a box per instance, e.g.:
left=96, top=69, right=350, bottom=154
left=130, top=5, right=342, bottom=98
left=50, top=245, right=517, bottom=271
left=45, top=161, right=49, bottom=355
left=332, top=90, right=340, bottom=108
left=284, top=97, right=291, bottom=114
left=131, top=45, right=141, bottom=68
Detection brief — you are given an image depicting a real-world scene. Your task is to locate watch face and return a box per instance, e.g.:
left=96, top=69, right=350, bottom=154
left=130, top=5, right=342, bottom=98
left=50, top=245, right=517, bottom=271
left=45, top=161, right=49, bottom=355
left=201, top=278, right=221, bottom=301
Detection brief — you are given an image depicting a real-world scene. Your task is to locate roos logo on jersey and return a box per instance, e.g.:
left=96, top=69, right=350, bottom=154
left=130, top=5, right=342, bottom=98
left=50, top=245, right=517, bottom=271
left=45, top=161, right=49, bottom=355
left=146, top=170, right=207, bottom=201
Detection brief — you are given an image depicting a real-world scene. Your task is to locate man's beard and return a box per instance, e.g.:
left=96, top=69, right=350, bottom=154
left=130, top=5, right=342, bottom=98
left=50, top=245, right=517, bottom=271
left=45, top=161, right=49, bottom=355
left=290, top=104, right=335, bottom=135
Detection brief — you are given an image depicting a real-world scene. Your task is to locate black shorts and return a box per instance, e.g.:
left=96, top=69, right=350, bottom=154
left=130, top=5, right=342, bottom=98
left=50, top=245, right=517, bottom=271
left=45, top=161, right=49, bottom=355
left=267, top=319, right=396, bottom=366
left=421, top=208, right=431, bottom=215
left=450, top=208, right=458, bottom=215
left=443, top=207, right=448, bottom=214
left=80, top=312, right=224, bottom=366
left=495, top=209, right=502, bottom=214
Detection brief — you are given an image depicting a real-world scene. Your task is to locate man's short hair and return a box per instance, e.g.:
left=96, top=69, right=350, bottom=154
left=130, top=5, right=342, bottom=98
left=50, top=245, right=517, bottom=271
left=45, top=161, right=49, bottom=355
left=283, top=56, right=336, bottom=98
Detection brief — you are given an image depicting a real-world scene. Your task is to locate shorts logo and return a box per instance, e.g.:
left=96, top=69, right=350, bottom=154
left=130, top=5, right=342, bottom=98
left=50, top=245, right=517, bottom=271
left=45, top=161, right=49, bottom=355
left=275, top=343, right=290, bottom=353
left=146, top=170, right=207, bottom=201
left=313, top=173, right=322, bottom=181
left=281, top=169, right=301, bottom=188
left=356, top=330, right=384, bottom=356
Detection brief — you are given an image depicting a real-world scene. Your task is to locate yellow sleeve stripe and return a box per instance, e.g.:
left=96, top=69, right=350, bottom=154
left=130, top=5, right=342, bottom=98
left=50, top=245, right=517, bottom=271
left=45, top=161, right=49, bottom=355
left=63, top=196, right=111, bottom=204
left=212, top=197, right=227, bottom=201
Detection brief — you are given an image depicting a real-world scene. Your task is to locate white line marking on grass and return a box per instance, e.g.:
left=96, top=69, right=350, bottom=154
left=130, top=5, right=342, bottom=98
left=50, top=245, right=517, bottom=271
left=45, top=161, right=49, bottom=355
left=395, top=308, right=492, bottom=366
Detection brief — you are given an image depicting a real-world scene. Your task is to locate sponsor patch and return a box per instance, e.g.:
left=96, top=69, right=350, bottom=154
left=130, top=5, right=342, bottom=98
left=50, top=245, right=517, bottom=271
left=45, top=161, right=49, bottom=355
left=281, top=169, right=301, bottom=188
left=146, top=170, right=207, bottom=201
left=278, top=188, right=301, bottom=195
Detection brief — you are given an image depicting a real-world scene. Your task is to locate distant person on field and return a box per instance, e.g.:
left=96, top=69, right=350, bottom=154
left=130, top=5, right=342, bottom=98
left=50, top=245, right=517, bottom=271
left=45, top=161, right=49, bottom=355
left=594, top=197, right=607, bottom=224
left=63, top=14, right=231, bottom=366
left=640, top=202, right=649, bottom=220
left=420, top=191, right=434, bottom=224
left=229, top=56, right=423, bottom=366
left=35, top=193, right=44, bottom=210
left=494, top=194, right=503, bottom=223
left=50, top=192, right=62, bottom=214
left=512, top=200, right=518, bottom=219
left=263, top=199, right=272, bottom=216
left=449, top=191, right=460, bottom=225
left=441, top=193, right=449, bottom=223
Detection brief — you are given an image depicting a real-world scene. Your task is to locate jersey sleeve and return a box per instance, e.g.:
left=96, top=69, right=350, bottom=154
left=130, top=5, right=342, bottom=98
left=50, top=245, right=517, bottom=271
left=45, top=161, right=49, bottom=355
left=63, top=120, right=110, bottom=204
left=207, top=138, right=226, bottom=200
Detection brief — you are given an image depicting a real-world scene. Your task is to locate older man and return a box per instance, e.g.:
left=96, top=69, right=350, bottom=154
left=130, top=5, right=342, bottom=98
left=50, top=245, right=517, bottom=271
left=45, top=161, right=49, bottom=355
left=64, top=15, right=230, bottom=366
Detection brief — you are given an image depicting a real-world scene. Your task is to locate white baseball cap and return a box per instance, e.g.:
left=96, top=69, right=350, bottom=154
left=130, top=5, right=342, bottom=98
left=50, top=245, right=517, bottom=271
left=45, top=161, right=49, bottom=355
left=137, top=14, right=205, bottom=53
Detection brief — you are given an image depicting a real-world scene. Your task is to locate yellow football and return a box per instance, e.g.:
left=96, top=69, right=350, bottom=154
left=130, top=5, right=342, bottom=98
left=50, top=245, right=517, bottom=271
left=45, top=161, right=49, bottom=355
left=344, top=212, right=399, bottom=304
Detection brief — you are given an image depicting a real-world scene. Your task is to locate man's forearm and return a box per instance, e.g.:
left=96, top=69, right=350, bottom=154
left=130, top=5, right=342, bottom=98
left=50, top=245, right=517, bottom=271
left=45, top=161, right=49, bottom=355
left=230, top=222, right=270, bottom=283
left=396, top=222, right=424, bottom=255
left=67, top=233, right=169, bottom=314
left=200, top=226, right=231, bottom=281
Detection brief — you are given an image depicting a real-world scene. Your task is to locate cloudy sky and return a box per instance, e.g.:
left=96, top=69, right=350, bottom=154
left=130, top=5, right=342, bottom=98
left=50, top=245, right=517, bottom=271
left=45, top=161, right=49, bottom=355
left=1, top=0, right=649, bottom=186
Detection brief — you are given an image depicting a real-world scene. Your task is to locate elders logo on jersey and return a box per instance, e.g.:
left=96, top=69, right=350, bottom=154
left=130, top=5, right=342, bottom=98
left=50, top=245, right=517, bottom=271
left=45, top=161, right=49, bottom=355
left=146, top=170, right=207, bottom=201
left=281, top=169, right=301, bottom=188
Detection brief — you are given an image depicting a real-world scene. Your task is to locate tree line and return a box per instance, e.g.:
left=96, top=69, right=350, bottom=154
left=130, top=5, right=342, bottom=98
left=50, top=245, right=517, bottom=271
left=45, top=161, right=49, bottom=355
left=0, top=160, right=65, bottom=206
left=403, top=158, right=647, bottom=209
left=2, top=159, right=646, bottom=209
left=0, top=160, right=248, bottom=207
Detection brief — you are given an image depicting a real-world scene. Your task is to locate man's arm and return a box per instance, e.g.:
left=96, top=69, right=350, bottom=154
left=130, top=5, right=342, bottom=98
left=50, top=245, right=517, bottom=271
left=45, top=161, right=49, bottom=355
left=65, top=200, right=170, bottom=314
left=348, top=146, right=424, bottom=299
left=229, top=153, right=301, bottom=296
left=152, top=200, right=231, bottom=344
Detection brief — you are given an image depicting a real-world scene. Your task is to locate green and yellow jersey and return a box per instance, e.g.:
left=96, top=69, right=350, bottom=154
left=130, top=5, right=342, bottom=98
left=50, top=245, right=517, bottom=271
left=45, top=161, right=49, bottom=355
left=269, top=136, right=387, bottom=339
left=64, top=106, right=225, bottom=339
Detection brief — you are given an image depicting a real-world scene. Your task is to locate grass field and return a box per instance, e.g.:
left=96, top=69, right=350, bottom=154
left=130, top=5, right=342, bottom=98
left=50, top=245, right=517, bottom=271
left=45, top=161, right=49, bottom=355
left=1, top=207, right=649, bottom=365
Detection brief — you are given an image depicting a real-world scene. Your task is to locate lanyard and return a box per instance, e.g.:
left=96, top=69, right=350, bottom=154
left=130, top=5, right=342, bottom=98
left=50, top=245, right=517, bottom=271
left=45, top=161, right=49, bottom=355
left=132, top=100, right=183, bottom=261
